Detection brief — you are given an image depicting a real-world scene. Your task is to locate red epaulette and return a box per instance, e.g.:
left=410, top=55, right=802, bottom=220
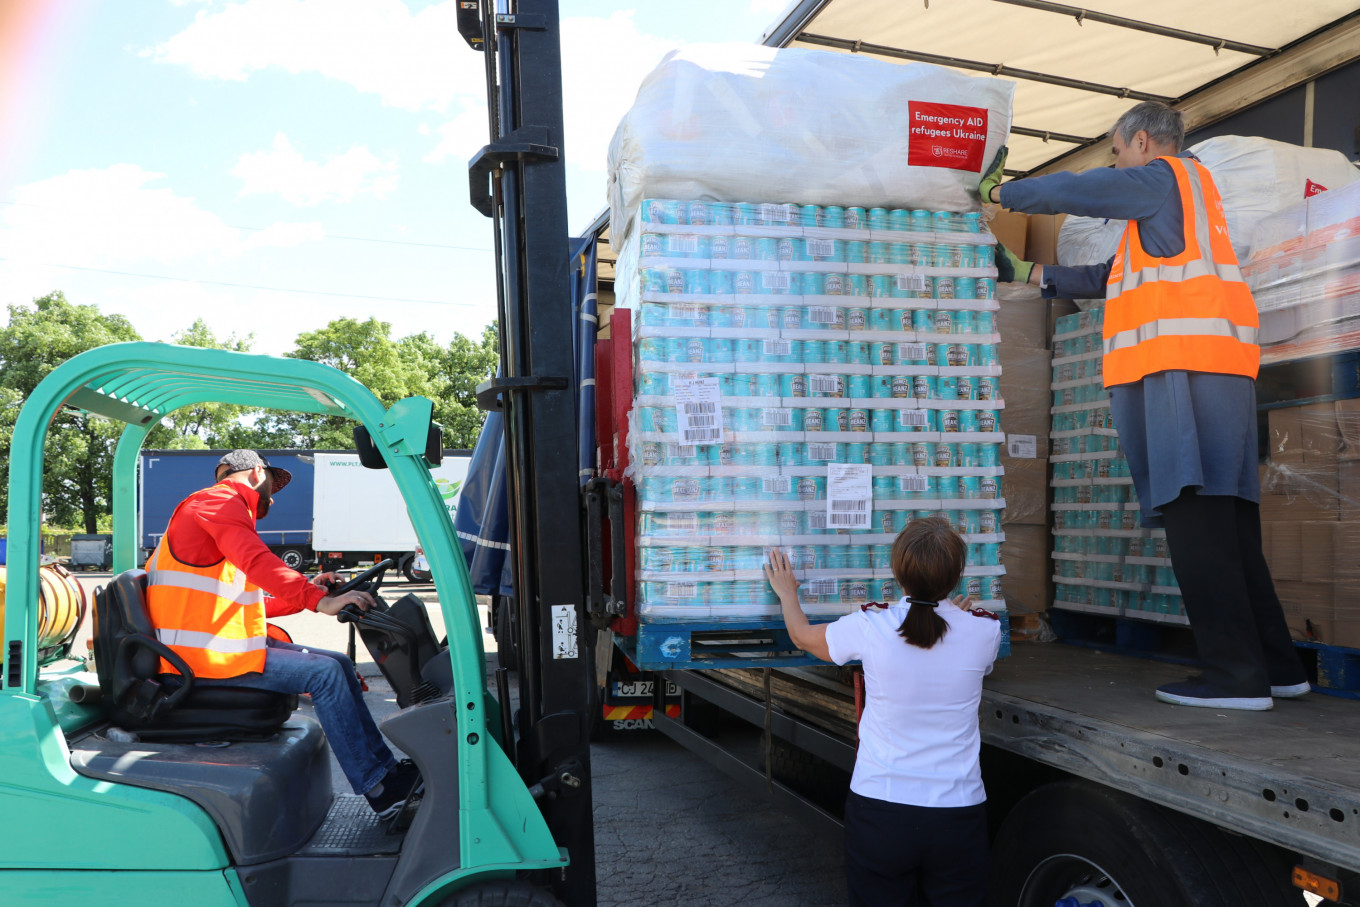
left=968, top=608, right=1000, bottom=621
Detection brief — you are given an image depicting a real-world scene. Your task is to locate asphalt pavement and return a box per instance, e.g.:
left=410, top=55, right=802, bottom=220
left=68, top=570, right=847, bottom=906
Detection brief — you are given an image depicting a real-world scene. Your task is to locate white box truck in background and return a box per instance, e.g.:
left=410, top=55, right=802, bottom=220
left=312, top=452, right=471, bottom=581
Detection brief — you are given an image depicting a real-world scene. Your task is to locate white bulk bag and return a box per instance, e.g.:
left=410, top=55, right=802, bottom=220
left=1190, top=135, right=1360, bottom=261
left=608, top=43, right=1015, bottom=244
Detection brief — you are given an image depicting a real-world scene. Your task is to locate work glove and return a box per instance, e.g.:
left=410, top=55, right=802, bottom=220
left=995, top=243, right=1033, bottom=284
left=978, top=145, right=1008, bottom=205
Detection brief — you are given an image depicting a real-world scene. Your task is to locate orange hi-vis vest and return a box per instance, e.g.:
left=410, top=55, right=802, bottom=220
left=145, top=493, right=267, bottom=678
left=1102, top=155, right=1260, bottom=388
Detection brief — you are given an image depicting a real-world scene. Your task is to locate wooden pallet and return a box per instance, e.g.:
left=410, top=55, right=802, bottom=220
left=1293, top=641, right=1360, bottom=700
left=619, top=611, right=1011, bottom=671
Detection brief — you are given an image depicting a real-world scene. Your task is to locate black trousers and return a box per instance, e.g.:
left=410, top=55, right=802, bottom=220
left=1159, top=490, right=1305, bottom=695
left=842, top=790, right=989, bottom=907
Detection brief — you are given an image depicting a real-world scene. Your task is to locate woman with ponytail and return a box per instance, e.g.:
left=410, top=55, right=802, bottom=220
left=765, top=515, right=1002, bottom=907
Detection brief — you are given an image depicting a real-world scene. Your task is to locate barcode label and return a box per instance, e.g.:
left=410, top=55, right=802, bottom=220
left=809, top=306, right=839, bottom=324
left=763, top=476, right=792, bottom=494
left=898, top=410, right=930, bottom=427
left=670, top=513, right=699, bottom=533
left=899, top=475, right=929, bottom=492
left=896, top=274, right=929, bottom=292
left=810, top=374, right=842, bottom=395
left=761, top=408, right=793, bottom=426
left=806, top=238, right=834, bottom=258
left=760, top=203, right=793, bottom=224
left=672, top=235, right=699, bottom=254
left=807, top=578, right=840, bottom=597
left=764, top=339, right=792, bottom=357
left=666, top=582, right=698, bottom=601
left=831, top=499, right=867, bottom=512
left=898, top=342, right=927, bottom=361
left=1007, top=434, right=1038, bottom=458
left=809, top=511, right=829, bottom=530
left=829, top=513, right=862, bottom=526
left=826, top=463, right=871, bottom=530
left=808, top=443, right=838, bottom=460
left=677, top=445, right=697, bottom=459
left=762, top=271, right=791, bottom=290
left=670, top=303, right=700, bottom=321
left=673, top=376, right=724, bottom=444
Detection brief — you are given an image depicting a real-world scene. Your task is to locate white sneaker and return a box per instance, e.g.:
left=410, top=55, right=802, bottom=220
left=1270, top=681, right=1310, bottom=698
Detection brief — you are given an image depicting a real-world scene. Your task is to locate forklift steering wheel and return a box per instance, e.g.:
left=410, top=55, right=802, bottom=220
left=333, top=558, right=396, bottom=597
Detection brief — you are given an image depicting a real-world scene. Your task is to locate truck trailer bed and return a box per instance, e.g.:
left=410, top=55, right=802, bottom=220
left=669, top=641, right=1360, bottom=872
left=986, top=642, right=1360, bottom=872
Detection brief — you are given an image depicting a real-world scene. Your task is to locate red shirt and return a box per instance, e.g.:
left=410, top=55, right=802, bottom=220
left=163, top=481, right=325, bottom=616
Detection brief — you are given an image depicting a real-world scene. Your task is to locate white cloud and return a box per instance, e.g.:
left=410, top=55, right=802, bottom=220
left=559, top=12, right=675, bottom=176
left=422, top=105, right=491, bottom=165
left=748, top=0, right=791, bottom=16
left=0, top=164, right=323, bottom=268
left=233, top=133, right=399, bottom=205
left=150, top=0, right=484, bottom=112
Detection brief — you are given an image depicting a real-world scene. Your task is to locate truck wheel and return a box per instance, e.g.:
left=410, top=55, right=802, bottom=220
left=494, top=597, right=519, bottom=672
left=989, top=780, right=1305, bottom=907
left=399, top=554, right=418, bottom=583
left=278, top=548, right=305, bottom=571
left=437, top=881, right=564, bottom=906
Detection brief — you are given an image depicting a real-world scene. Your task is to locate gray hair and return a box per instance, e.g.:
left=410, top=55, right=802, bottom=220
left=1112, top=101, right=1185, bottom=151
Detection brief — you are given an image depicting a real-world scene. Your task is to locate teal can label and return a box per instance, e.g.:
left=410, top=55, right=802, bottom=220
left=823, top=273, right=845, bottom=296
left=978, top=410, right=998, bottom=433
left=892, top=376, right=913, bottom=398
left=872, top=343, right=896, bottom=368
left=845, top=207, right=867, bottom=229
left=802, top=408, right=824, bottom=431
left=644, top=199, right=679, bottom=224
left=848, top=409, right=870, bottom=432
left=845, top=242, right=867, bottom=264
left=941, top=410, right=961, bottom=432
left=868, top=207, right=890, bottom=228
left=685, top=201, right=709, bottom=225
left=871, top=409, right=894, bottom=433
left=956, top=375, right=974, bottom=400
left=733, top=236, right=754, bottom=259
left=710, top=234, right=731, bottom=259
left=848, top=374, right=872, bottom=397
left=846, top=277, right=869, bottom=299
left=868, top=241, right=890, bottom=264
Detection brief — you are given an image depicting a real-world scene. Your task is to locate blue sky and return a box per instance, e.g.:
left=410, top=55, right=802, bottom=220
left=1, top=0, right=790, bottom=354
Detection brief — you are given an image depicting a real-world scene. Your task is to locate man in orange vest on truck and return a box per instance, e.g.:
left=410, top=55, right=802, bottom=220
left=985, top=101, right=1308, bottom=710
left=146, top=449, right=418, bottom=817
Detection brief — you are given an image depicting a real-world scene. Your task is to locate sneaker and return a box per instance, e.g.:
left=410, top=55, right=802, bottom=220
left=1270, top=681, right=1311, bottom=698
left=1155, top=680, right=1272, bottom=711
left=365, top=760, right=421, bottom=820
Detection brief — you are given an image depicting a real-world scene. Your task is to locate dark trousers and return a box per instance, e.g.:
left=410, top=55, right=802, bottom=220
left=842, top=790, right=989, bottom=907
left=1159, top=490, right=1305, bottom=695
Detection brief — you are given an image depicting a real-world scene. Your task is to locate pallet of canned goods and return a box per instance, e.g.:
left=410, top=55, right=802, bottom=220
left=1048, top=302, right=1187, bottom=625
left=626, top=196, right=1012, bottom=644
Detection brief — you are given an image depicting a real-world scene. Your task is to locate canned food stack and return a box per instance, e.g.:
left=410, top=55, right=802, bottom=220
left=1049, top=306, right=1188, bottom=624
left=626, top=198, right=1008, bottom=623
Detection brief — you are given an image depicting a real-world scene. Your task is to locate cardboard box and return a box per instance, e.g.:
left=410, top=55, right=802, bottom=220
left=1277, top=581, right=1335, bottom=643
left=987, top=206, right=1027, bottom=260
left=1268, top=407, right=1305, bottom=464
left=998, top=348, right=1054, bottom=439
left=1337, top=462, right=1360, bottom=521
left=1026, top=213, right=1067, bottom=267
left=1336, top=397, right=1360, bottom=461
left=1267, top=521, right=1302, bottom=582
left=1268, top=402, right=1342, bottom=465
left=1300, top=522, right=1337, bottom=578
left=1001, top=523, right=1050, bottom=615
left=1000, top=457, right=1048, bottom=526
left=1260, top=463, right=1339, bottom=521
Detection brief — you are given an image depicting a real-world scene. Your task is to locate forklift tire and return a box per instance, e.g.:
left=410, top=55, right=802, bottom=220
left=988, top=780, right=1305, bottom=907
left=494, top=597, right=518, bottom=672
left=437, top=881, right=564, bottom=907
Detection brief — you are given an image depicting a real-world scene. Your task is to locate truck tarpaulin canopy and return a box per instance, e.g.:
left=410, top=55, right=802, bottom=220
left=455, top=236, right=598, bottom=596
left=764, top=0, right=1360, bottom=177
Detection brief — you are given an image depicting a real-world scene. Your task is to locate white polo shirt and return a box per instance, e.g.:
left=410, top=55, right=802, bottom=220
left=825, top=599, right=1002, bottom=808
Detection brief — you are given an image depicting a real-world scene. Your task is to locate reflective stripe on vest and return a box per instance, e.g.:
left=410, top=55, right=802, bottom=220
left=145, top=489, right=268, bottom=678
left=1103, top=156, right=1260, bottom=387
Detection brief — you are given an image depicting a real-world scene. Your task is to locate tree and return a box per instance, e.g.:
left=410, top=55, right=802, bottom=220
left=0, top=292, right=141, bottom=532
left=437, top=323, right=499, bottom=449
left=261, top=317, right=439, bottom=449
left=145, top=319, right=268, bottom=450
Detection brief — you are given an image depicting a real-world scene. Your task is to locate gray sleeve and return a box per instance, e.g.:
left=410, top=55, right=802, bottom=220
left=1000, top=161, right=1176, bottom=222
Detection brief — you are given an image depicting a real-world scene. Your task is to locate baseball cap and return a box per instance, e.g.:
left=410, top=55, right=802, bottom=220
left=215, top=449, right=292, bottom=494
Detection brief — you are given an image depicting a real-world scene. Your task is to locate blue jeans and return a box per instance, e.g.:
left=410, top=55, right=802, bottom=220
left=194, top=638, right=397, bottom=795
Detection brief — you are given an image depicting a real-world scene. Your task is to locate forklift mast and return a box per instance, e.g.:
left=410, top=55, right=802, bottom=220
left=461, top=1, right=596, bottom=904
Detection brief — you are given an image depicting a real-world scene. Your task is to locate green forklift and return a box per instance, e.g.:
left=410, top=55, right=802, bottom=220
left=0, top=341, right=572, bottom=906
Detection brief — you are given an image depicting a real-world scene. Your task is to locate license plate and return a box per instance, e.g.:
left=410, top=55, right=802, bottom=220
left=610, top=680, right=680, bottom=699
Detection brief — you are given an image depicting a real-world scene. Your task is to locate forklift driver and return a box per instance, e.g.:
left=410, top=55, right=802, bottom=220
left=145, top=449, right=419, bottom=818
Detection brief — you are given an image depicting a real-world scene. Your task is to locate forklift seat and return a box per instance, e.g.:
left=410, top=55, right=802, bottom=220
left=91, top=569, right=296, bottom=741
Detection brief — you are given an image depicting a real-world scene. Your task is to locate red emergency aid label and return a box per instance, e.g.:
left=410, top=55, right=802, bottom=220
left=908, top=102, right=989, bottom=172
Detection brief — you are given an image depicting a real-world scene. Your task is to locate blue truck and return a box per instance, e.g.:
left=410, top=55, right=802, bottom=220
left=139, top=449, right=322, bottom=571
